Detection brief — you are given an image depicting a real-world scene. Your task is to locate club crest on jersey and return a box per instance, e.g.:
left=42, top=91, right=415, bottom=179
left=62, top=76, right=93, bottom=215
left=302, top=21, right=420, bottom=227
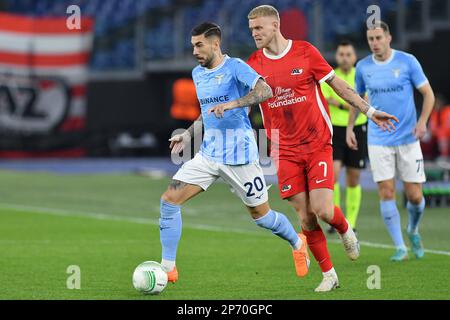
left=392, top=69, right=401, bottom=78
left=215, top=74, right=225, bottom=85
left=291, top=68, right=303, bottom=75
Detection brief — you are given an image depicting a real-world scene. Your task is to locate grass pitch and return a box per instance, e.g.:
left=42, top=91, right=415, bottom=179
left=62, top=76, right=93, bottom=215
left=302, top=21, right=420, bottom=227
left=0, top=170, right=448, bottom=299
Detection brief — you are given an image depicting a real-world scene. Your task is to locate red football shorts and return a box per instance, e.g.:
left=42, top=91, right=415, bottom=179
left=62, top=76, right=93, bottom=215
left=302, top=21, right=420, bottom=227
left=276, top=144, right=334, bottom=199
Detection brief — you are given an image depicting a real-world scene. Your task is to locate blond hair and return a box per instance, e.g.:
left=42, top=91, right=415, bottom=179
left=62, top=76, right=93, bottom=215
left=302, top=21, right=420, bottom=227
left=247, top=5, right=280, bottom=20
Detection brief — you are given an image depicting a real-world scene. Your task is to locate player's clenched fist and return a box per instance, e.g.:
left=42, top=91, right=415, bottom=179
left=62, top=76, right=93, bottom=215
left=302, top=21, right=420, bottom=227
left=346, top=127, right=358, bottom=151
left=413, top=120, right=427, bottom=139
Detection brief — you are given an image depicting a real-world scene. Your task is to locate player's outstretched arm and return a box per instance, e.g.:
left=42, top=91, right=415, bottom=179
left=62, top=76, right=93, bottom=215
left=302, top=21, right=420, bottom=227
left=326, top=75, right=399, bottom=132
left=208, top=78, right=272, bottom=118
left=169, top=115, right=202, bottom=154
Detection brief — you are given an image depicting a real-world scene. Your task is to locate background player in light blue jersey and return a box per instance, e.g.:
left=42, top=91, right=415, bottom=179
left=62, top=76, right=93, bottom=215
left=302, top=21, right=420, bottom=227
left=157, top=22, right=310, bottom=284
left=347, top=21, right=435, bottom=261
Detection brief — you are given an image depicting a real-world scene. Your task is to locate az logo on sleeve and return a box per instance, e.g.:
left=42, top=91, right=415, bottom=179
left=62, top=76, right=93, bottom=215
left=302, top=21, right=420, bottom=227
left=291, top=68, right=303, bottom=75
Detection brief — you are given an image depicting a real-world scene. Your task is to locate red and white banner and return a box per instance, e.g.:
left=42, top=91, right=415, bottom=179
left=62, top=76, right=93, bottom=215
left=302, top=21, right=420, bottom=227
left=0, top=13, right=94, bottom=157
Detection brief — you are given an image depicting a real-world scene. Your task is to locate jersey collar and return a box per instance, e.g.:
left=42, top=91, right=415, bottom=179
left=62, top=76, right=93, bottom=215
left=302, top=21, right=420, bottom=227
left=202, top=54, right=229, bottom=73
left=372, top=49, right=396, bottom=65
left=263, top=39, right=292, bottom=60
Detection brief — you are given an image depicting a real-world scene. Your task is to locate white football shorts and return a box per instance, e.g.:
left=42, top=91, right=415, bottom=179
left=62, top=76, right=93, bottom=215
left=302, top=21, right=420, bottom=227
left=172, top=153, right=269, bottom=207
left=368, top=140, right=426, bottom=183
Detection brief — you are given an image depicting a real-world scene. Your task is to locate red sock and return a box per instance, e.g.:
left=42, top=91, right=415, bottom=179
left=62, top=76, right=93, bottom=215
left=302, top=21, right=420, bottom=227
left=330, top=206, right=349, bottom=234
left=302, top=226, right=333, bottom=273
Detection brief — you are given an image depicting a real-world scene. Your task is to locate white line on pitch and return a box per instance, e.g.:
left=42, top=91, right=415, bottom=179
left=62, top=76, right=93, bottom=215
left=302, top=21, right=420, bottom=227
left=0, top=203, right=261, bottom=235
left=1, top=202, right=449, bottom=256
left=327, top=239, right=450, bottom=256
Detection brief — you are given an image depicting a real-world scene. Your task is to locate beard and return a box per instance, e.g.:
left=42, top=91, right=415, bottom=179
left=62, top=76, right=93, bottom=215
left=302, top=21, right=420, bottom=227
left=200, top=56, right=214, bottom=68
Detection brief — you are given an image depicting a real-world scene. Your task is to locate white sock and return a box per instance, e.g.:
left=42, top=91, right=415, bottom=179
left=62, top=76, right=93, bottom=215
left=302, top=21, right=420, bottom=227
left=293, top=236, right=302, bottom=250
left=161, top=259, right=175, bottom=272
left=323, top=267, right=336, bottom=277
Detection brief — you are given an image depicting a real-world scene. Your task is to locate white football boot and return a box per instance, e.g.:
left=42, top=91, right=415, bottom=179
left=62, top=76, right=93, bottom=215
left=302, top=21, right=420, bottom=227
left=338, top=221, right=360, bottom=260
left=315, top=269, right=340, bottom=292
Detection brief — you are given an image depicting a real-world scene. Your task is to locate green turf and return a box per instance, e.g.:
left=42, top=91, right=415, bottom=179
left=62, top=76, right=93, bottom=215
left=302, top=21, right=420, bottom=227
left=0, top=170, right=449, bottom=299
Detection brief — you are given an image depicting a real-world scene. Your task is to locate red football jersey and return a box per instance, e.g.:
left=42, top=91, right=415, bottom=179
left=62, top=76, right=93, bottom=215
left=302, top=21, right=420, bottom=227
left=247, top=40, right=334, bottom=158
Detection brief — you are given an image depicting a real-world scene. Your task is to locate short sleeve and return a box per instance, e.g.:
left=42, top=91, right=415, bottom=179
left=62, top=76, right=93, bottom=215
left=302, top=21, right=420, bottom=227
left=233, top=58, right=262, bottom=90
left=308, top=43, right=334, bottom=83
left=191, top=67, right=198, bottom=84
left=355, top=63, right=366, bottom=95
left=408, top=54, right=428, bottom=89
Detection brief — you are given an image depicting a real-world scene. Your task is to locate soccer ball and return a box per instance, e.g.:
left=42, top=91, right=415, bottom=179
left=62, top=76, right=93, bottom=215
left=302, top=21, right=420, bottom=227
left=132, top=261, right=168, bottom=295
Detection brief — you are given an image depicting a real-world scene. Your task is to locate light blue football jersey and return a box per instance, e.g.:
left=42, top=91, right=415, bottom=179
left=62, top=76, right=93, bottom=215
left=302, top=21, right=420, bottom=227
left=355, top=49, right=428, bottom=146
left=192, top=55, right=261, bottom=165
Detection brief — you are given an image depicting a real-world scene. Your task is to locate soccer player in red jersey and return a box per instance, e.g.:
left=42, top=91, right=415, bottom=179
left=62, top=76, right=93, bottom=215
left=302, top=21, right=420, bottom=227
left=242, top=5, right=398, bottom=291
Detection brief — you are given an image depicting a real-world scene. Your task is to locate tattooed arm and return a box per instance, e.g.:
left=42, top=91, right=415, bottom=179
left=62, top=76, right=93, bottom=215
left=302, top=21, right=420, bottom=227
left=347, top=94, right=369, bottom=130
left=326, top=75, right=399, bottom=132
left=208, top=78, right=272, bottom=118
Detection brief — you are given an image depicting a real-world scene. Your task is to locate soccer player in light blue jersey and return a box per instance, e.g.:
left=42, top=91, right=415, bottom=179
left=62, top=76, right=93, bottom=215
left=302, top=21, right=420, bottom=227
left=347, top=21, right=435, bottom=261
left=157, top=22, right=310, bottom=284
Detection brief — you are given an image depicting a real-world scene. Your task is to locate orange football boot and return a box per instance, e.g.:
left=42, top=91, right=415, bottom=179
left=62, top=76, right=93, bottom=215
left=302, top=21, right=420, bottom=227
left=292, top=233, right=310, bottom=277
left=167, top=266, right=178, bottom=283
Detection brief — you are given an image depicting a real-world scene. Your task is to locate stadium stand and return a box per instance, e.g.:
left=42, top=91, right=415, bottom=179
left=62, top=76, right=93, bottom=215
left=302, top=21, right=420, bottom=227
left=3, top=0, right=405, bottom=69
